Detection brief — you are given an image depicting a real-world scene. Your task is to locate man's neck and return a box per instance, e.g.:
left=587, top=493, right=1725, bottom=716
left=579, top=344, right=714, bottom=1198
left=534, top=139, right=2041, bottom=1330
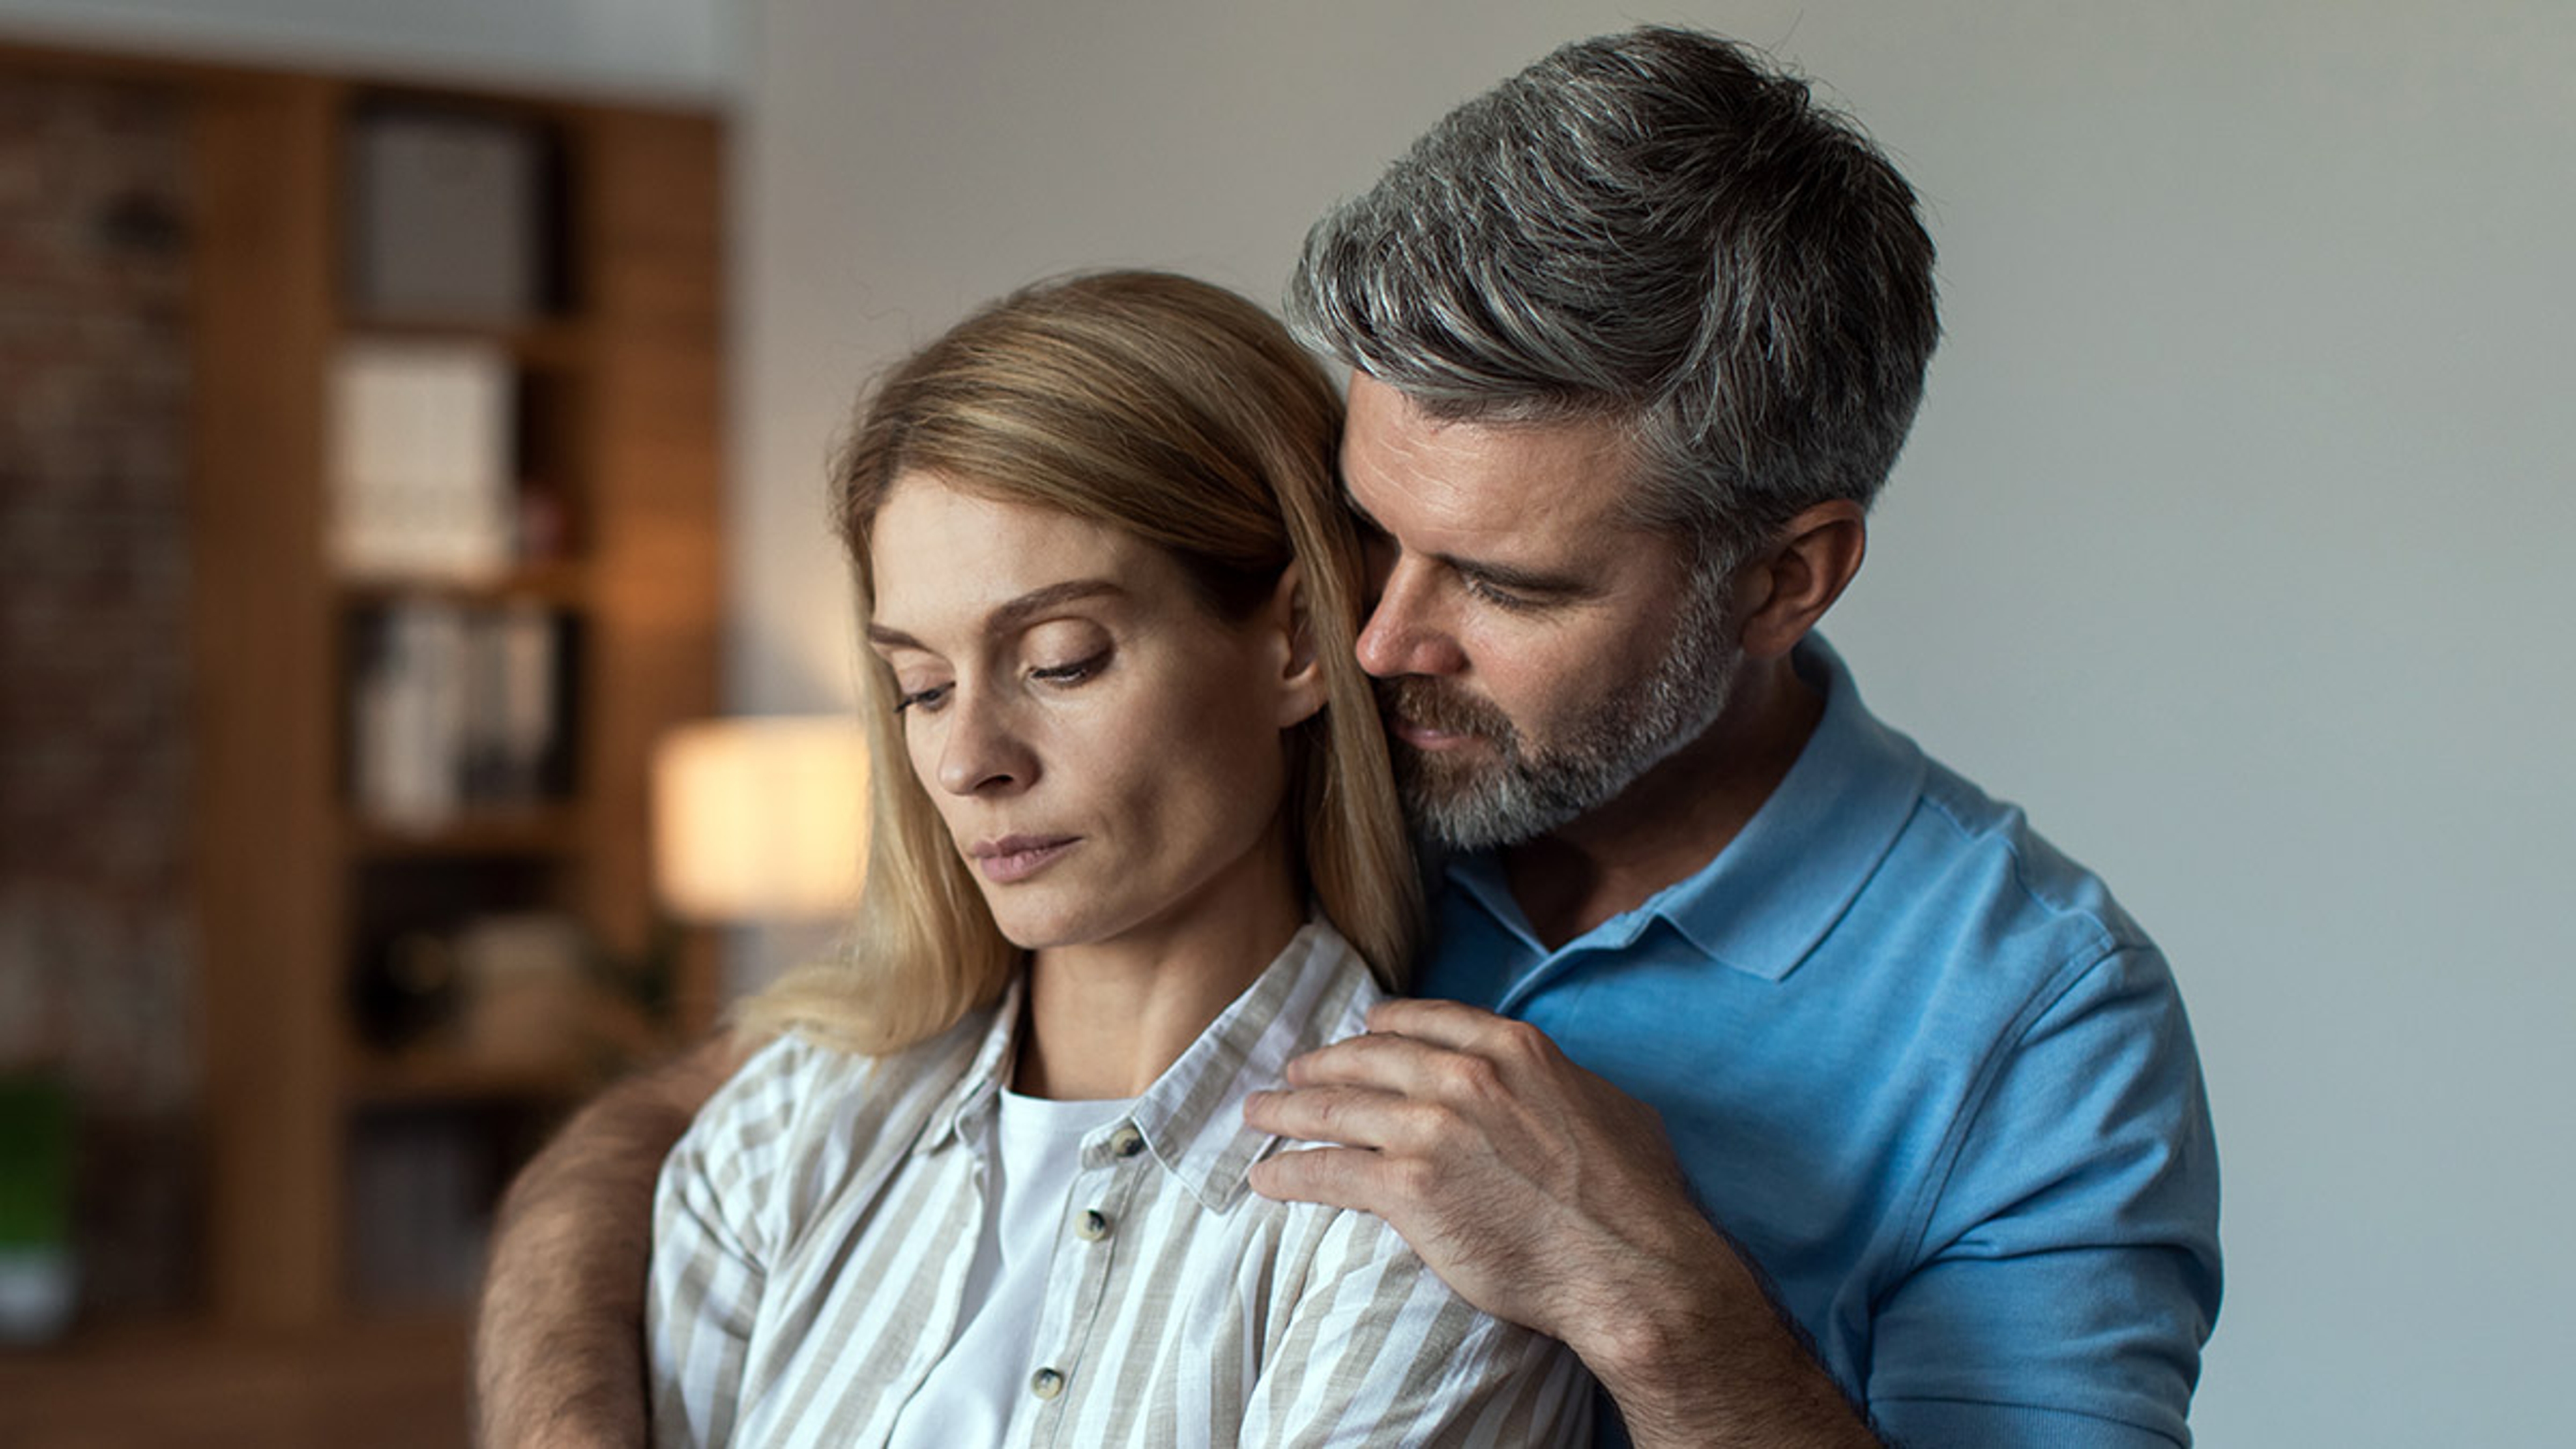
left=1501, top=654, right=1823, bottom=951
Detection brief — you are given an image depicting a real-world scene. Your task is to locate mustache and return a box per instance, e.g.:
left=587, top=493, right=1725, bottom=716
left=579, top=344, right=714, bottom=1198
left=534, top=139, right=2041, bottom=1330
left=1375, top=676, right=1517, bottom=745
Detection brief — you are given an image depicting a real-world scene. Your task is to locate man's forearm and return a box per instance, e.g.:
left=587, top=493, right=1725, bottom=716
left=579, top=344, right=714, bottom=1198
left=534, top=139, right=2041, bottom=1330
left=1585, top=1216, right=1884, bottom=1449
left=474, top=1034, right=743, bottom=1449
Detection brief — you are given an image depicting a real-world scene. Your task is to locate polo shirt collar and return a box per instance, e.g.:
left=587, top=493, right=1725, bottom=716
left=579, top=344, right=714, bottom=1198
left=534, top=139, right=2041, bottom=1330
left=1448, top=633, right=1927, bottom=983
left=1657, top=635, right=1926, bottom=979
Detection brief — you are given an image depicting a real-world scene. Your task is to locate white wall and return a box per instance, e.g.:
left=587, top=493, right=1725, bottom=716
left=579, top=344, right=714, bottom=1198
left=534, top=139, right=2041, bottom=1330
left=737, top=4, right=2576, bottom=1444
left=0, top=0, right=736, bottom=99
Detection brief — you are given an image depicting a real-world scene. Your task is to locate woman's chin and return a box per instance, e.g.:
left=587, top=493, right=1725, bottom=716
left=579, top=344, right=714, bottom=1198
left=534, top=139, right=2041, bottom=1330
left=981, top=897, right=1099, bottom=954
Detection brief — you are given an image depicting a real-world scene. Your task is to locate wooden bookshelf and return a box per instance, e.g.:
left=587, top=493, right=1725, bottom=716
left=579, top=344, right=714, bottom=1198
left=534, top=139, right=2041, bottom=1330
left=1, top=36, right=727, bottom=1368
left=0, top=1314, right=472, bottom=1449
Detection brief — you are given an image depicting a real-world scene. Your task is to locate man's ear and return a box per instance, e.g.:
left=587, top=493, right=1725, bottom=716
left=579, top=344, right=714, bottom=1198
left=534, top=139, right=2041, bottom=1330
left=1729, top=502, right=1868, bottom=661
left=1263, top=559, right=1329, bottom=727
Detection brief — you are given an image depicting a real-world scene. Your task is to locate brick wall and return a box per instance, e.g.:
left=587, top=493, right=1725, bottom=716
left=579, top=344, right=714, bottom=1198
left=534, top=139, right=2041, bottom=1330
left=0, top=67, right=198, bottom=1313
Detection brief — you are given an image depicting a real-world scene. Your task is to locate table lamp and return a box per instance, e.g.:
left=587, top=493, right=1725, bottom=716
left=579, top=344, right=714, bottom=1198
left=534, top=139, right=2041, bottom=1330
left=651, top=716, right=871, bottom=999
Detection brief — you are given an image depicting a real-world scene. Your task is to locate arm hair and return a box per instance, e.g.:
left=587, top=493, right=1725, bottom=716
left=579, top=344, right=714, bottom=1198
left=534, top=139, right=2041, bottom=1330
left=472, top=1032, right=747, bottom=1448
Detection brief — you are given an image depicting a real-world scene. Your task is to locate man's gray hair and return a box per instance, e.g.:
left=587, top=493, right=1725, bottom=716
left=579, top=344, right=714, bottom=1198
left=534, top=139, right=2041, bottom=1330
left=1285, top=26, right=1940, bottom=566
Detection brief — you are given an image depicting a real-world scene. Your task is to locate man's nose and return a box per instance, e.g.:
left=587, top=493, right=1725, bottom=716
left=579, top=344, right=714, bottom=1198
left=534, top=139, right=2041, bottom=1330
left=934, top=688, right=1034, bottom=796
left=1354, top=559, right=1467, bottom=678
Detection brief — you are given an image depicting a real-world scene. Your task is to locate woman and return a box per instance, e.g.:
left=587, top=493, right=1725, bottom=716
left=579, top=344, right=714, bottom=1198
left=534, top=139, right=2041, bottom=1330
left=647, top=272, right=1590, bottom=1447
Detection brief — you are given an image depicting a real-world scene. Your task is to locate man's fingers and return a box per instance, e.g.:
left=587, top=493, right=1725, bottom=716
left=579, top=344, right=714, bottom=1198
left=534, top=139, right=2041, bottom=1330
left=1363, top=996, right=1559, bottom=1063
left=1279, top=1028, right=1460, bottom=1091
left=1285, top=1008, right=1568, bottom=1114
left=1243, top=1083, right=1436, bottom=1150
left=1246, top=1077, right=1391, bottom=1144
left=1244, top=1144, right=1389, bottom=1212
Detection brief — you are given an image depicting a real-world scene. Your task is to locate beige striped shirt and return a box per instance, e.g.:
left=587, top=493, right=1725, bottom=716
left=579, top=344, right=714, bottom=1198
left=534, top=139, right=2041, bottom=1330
left=648, top=922, right=1591, bottom=1448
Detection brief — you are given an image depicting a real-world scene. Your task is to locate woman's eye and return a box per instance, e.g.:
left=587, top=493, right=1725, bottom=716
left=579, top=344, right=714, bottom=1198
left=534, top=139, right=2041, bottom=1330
left=894, top=682, right=951, bottom=714
left=1030, top=650, right=1109, bottom=686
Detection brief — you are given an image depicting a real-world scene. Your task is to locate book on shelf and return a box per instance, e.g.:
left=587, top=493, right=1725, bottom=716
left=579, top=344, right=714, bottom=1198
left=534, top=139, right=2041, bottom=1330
left=347, top=599, right=579, bottom=830
left=329, top=338, right=519, bottom=581
left=345, top=104, right=555, bottom=323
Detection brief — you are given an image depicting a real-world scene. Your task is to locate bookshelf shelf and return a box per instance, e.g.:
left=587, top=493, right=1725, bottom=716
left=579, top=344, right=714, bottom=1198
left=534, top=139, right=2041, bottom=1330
left=339, top=313, right=595, bottom=368
left=345, top=806, right=588, bottom=858
left=0, top=1312, right=473, bottom=1449
left=343, top=1044, right=604, bottom=1106
left=335, top=561, right=593, bottom=609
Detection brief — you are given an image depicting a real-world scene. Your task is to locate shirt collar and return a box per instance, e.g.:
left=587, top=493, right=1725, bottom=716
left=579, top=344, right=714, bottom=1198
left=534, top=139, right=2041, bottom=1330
left=915, top=920, right=1378, bottom=1212
left=918, top=977, right=1026, bottom=1157
left=1447, top=633, right=1927, bottom=983
left=1658, top=635, right=1926, bottom=979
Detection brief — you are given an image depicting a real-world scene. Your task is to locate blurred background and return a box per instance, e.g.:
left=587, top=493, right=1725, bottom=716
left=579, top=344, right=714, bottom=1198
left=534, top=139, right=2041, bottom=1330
left=1, top=3, right=2569, bottom=1446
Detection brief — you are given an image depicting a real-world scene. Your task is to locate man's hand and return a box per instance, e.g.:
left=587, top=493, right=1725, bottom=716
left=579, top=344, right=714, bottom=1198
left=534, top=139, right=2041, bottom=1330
left=1242, top=998, right=1881, bottom=1449
left=1244, top=998, right=1697, bottom=1342
left=474, top=1032, right=746, bottom=1449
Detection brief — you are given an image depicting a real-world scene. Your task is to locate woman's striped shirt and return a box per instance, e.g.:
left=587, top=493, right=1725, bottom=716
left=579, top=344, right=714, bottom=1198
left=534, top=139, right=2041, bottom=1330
left=648, top=921, right=1592, bottom=1448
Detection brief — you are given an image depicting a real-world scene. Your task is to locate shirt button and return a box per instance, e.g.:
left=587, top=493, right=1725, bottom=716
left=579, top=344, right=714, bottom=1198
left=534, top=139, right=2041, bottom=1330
left=1030, top=1366, right=1066, bottom=1400
left=1108, top=1124, right=1145, bottom=1159
left=1074, top=1208, right=1110, bottom=1242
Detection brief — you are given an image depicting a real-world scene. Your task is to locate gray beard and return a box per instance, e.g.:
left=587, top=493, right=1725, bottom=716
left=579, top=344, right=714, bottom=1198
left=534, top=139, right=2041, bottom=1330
left=1385, top=571, right=1740, bottom=853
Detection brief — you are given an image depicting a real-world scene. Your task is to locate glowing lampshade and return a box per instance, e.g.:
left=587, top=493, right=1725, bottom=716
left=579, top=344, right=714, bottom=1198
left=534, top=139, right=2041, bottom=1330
left=652, top=717, right=869, bottom=922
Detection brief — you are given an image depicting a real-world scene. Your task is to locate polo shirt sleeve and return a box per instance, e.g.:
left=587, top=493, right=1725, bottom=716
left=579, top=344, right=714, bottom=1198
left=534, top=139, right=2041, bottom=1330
left=647, top=1036, right=806, bottom=1449
left=1867, top=944, right=2222, bottom=1448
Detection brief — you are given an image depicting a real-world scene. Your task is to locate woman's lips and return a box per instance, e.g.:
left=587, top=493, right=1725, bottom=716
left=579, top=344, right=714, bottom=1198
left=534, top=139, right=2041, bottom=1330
left=969, top=835, right=1080, bottom=883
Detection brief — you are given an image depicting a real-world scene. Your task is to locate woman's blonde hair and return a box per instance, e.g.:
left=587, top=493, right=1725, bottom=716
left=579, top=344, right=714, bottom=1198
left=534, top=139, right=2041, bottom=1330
left=737, top=271, right=1421, bottom=1056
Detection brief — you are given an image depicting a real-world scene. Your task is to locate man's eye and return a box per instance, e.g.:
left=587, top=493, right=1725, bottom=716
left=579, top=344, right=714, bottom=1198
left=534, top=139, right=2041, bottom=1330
left=894, top=683, right=951, bottom=714
left=1462, top=575, right=1541, bottom=612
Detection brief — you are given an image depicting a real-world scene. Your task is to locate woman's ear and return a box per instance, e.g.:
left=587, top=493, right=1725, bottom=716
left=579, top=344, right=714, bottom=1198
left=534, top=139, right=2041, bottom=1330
left=1264, top=559, right=1328, bottom=728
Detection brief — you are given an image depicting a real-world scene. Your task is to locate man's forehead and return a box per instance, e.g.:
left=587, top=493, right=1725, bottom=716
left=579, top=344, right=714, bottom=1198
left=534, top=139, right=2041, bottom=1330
left=1339, top=375, right=1642, bottom=541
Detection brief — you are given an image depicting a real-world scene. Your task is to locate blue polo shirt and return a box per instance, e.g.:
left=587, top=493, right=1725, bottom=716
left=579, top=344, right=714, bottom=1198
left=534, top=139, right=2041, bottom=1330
left=1417, top=636, right=2221, bottom=1449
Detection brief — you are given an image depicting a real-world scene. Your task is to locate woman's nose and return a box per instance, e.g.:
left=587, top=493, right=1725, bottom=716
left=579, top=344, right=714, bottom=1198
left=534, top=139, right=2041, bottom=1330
left=934, top=688, right=1034, bottom=796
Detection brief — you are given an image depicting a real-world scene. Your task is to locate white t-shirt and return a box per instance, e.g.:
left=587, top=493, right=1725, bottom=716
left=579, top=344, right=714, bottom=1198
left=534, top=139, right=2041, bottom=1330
left=884, top=1088, right=1132, bottom=1448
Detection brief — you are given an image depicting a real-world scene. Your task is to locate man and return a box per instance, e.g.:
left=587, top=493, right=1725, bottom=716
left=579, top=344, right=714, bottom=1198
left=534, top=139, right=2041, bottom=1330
left=477, top=27, right=2218, bottom=1449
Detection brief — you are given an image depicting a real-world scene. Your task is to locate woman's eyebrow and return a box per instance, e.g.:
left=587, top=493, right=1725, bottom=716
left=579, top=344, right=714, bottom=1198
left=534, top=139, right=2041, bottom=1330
left=865, top=578, right=1127, bottom=651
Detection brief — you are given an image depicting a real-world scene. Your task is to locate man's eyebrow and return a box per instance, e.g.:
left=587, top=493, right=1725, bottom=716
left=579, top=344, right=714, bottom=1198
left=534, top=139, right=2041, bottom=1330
left=1341, top=482, right=1599, bottom=597
left=866, top=578, right=1126, bottom=651
left=1341, top=486, right=1593, bottom=596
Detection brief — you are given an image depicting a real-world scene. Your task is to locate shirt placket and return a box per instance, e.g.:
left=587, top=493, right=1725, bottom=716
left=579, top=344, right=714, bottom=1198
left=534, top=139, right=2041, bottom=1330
left=1016, top=1117, right=1157, bottom=1448
left=877, top=1127, right=995, bottom=1436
